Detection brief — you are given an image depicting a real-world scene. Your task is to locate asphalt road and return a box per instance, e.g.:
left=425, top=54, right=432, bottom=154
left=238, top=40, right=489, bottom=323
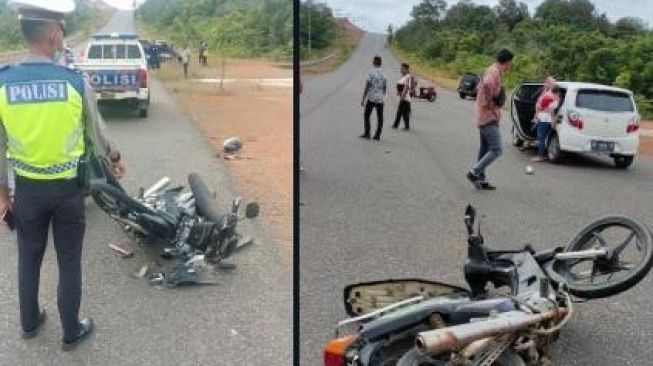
left=299, top=33, right=653, bottom=365
left=0, top=10, right=291, bottom=366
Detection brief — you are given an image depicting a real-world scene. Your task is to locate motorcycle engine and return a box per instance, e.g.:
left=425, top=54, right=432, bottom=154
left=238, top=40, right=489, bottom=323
left=187, top=221, right=222, bottom=251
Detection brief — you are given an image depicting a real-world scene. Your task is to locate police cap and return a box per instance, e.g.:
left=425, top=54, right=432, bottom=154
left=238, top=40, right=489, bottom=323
left=7, top=0, right=75, bottom=21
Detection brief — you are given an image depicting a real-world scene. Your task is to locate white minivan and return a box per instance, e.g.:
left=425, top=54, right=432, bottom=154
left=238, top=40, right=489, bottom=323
left=511, top=81, right=640, bottom=168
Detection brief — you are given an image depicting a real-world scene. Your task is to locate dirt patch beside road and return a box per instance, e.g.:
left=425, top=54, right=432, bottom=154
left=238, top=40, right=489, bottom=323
left=156, top=58, right=292, bottom=248
left=639, top=121, right=653, bottom=156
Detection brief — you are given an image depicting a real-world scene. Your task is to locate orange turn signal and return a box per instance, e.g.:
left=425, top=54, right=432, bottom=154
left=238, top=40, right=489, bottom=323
left=324, top=335, right=357, bottom=366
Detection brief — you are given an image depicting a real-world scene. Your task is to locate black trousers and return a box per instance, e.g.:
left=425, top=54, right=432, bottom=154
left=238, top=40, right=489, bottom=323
left=363, top=101, right=384, bottom=138
left=393, top=100, right=411, bottom=128
left=13, top=176, right=85, bottom=341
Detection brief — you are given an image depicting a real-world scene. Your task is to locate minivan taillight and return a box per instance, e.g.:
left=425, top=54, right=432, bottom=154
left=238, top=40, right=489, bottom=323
left=568, top=111, right=584, bottom=130
left=138, top=68, right=148, bottom=88
left=627, top=116, right=640, bottom=133
left=324, top=335, right=356, bottom=366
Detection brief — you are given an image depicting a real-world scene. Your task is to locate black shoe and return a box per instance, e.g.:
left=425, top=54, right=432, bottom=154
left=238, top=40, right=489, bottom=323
left=466, top=170, right=480, bottom=182
left=402, top=127, right=410, bottom=131
left=22, top=310, right=46, bottom=339
left=479, top=181, right=497, bottom=190
left=466, top=171, right=481, bottom=189
left=359, top=134, right=370, bottom=139
left=62, top=318, right=94, bottom=351
left=391, top=125, right=398, bottom=129
left=372, top=136, right=381, bottom=141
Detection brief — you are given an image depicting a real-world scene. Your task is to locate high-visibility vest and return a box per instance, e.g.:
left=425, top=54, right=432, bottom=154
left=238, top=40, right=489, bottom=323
left=0, top=62, right=86, bottom=180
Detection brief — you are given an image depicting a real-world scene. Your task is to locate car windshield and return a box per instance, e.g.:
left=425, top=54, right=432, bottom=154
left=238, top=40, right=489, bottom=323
left=576, top=89, right=634, bottom=112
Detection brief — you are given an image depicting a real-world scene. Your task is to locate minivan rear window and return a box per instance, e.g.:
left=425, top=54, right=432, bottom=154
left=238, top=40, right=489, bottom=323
left=576, top=90, right=634, bottom=112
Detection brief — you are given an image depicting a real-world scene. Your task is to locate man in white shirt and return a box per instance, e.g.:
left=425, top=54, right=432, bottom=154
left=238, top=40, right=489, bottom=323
left=181, top=46, right=191, bottom=78
left=360, top=56, right=387, bottom=140
left=392, top=63, right=412, bottom=130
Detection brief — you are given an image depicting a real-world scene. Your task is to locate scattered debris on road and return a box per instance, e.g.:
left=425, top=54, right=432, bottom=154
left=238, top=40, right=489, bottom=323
left=223, top=137, right=243, bottom=153
left=137, top=264, right=149, bottom=278
left=148, top=272, right=165, bottom=286
left=109, top=243, right=134, bottom=258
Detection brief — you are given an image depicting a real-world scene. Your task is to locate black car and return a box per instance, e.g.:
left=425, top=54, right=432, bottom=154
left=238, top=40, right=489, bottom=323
left=457, top=72, right=479, bottom=99
left=154, top=40, right=178, bottom=62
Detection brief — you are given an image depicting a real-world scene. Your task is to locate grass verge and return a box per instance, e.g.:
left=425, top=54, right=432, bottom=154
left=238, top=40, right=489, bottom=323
left=301, top=18, right=363, bottom=74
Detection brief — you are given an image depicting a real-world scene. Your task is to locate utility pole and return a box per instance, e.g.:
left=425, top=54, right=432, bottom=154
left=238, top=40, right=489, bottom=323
left=307, top=1, right=311, bottom=59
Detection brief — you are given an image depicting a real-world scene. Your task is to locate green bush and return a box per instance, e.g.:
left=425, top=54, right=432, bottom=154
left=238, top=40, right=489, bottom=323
left=138, top=0, right=292, bottom=60
left=395, top=0, right=653, bottom=108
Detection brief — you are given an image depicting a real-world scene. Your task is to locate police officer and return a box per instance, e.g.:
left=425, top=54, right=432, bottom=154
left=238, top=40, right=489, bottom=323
left=0, top=0, right=126, bottom=350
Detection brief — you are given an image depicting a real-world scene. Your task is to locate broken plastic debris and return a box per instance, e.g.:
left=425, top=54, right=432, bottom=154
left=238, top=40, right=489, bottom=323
left=137, top=264, right=149, bottom=278
left=109, top=243, right=133, bottom=258
left=148, top=273, right=165, bottom=286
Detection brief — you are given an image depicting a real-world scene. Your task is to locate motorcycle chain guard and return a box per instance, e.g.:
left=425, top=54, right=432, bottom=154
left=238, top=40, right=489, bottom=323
left=344, top=279, right=470, bottom=317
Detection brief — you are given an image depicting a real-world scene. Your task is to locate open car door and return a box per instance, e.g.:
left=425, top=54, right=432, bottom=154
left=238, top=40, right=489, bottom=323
left=511, top=83, right=543, bottom=142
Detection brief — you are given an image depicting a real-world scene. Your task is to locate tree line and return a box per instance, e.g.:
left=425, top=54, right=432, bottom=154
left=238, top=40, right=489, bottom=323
left=393, top=0, right=653, bottom=116
left=137, top=0, right=292, bottom=60
left=298, top=0, right=339, bottom=59
left=0, top=0, right=93, bottom=51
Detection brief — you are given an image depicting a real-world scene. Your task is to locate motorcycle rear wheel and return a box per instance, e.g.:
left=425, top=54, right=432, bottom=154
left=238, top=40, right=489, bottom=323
left=549, top=216, right=653, bottom=299
left=396, top=347, right=525, bottom=366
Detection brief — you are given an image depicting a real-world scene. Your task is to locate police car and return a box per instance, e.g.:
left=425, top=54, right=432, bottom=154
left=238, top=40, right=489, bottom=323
left=77, top=32, right=150, bottom=117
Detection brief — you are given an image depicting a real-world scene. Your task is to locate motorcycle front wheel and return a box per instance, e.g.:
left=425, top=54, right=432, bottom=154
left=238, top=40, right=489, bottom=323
left=549, top=216, right=653, bottom=299
left=396, top=347, right=525, bottom=366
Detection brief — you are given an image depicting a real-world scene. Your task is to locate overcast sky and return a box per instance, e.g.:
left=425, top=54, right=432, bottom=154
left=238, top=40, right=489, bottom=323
left=321, top=0, right=653, bottom=33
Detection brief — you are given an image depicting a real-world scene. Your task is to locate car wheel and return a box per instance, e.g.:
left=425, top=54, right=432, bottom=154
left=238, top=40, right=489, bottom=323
left=614, top=155, right=634, bottom=169
left=138, top=108, right=148, bottom=118
left=459, top=92, right=465, bottom=99
left=547, top=133, right=562, bottom=163
left=429, top=94, right=436, bottom=102
left=511, top=125, right=523, bottom=147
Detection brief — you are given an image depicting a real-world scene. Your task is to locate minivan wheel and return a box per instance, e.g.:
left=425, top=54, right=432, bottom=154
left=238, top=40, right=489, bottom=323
left=511, top=125, right=523, bottom=147
left=614, top=155, right=634, bottom=169
left=459, top=92, right=465, bottom=99
left=547, top=133, right=562, bottom=163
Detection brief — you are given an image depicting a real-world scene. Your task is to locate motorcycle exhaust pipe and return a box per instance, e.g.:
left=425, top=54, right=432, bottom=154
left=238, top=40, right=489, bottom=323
left=415, top=308, right=568, bottom=355
left=143, top=177, right=171, bottom=198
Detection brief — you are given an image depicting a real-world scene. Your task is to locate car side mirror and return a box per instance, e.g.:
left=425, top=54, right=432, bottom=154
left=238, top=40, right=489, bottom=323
left=245, top=202, right=259, bottom=219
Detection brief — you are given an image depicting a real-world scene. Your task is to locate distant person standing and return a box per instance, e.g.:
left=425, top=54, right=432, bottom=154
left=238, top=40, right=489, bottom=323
left=466, top=49, right=514, bottom=190
left=360, top=56, right=387, bottom=141
left=199, top=41, right=208, bottom=67
left=392, top=63, right=412, bottom=130
left=531, top=78, right=561, bottom=162
left=181, top=46, right=190, bottom=78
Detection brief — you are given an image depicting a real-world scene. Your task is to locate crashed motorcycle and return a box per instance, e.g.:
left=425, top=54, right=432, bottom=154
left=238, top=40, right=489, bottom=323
left=89, top=158, right=259, bottom=287
left=325, top=205, right=653, bottom=365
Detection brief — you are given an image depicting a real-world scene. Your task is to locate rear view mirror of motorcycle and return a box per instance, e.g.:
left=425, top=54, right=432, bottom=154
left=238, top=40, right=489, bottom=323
left=245, top=202, right=260, bottom=219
